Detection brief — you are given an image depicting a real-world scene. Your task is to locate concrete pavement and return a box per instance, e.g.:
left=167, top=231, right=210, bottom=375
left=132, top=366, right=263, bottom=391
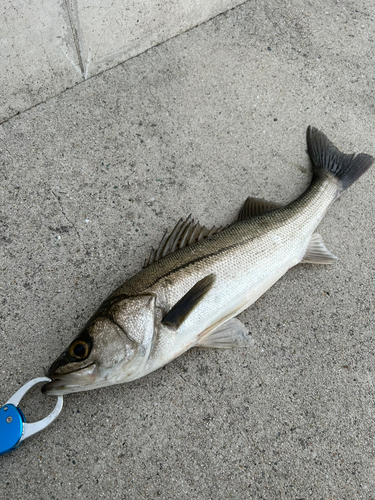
left=1, top=1, right=374, bottom=498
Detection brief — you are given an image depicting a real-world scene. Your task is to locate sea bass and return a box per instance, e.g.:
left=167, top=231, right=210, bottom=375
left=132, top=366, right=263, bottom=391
left=43, top=127, right=373, bottom=396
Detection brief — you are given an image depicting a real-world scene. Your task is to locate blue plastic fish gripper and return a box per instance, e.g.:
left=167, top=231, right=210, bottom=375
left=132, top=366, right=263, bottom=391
left=0, top=377, right=63, bottom=456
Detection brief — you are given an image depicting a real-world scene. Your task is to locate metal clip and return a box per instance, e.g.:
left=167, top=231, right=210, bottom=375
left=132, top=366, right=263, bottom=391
left=0, top=377, right=63, bottom=456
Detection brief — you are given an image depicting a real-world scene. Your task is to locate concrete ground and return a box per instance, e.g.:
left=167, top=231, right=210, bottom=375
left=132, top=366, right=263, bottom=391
left=1, top=1, right=374, bottom=498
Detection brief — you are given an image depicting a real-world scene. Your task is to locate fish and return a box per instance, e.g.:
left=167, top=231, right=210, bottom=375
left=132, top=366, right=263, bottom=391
left=42, top=126, right=373, bottom=396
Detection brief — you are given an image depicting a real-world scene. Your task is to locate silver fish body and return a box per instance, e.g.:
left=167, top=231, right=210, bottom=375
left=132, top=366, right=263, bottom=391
left=43, top=127, right=373, bottom=395
left=116, top=178, right=337, bottom=369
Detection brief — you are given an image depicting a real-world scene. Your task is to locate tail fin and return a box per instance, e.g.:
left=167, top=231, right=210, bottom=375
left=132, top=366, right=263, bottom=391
left=306, top=126, right=373, bottom=191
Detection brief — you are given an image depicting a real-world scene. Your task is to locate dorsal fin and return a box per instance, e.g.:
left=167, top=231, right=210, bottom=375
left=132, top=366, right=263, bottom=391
left=237, top=197, right=282, bottom=221
left=143, top=216, right=226, bottom=268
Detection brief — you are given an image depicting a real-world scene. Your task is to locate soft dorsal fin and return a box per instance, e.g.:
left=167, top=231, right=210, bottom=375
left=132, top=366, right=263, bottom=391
left=162, top=274, right=215, bottom=329
left=143, top=216, right=226, bottom=268
left=237, top=197, right=282, bottom=221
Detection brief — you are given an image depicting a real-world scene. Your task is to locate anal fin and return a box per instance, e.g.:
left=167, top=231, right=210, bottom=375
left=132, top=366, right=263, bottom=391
left=301, top=233, right=338, bottom=264
left=196, top=318, right=254, bottom=349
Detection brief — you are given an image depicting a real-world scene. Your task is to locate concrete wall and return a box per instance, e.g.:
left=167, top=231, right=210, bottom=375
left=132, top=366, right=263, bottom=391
left=1, top=0, right=245, bottom=123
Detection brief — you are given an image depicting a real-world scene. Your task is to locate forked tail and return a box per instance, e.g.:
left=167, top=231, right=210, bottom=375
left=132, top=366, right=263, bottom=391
left=306, top=126, right=373, bottom=192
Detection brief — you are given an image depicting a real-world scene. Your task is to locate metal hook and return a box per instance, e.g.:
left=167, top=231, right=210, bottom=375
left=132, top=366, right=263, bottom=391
left=0, top=377, right=63, bottom=455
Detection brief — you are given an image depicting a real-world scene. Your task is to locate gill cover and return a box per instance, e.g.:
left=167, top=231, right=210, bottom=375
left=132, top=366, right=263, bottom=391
left=43, top=294, right=156, bottom=394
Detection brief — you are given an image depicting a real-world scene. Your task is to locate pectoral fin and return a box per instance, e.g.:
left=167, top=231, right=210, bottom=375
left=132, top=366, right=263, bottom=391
left=162, top=274, right=215, bottom=329
left=196, top=318, right=254, bottom=348
left=301, top=233, right=338, bottom=264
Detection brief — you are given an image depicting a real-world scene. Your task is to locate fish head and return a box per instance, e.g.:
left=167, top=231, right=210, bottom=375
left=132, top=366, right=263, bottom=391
left=42, top=294, right=156, bottom=396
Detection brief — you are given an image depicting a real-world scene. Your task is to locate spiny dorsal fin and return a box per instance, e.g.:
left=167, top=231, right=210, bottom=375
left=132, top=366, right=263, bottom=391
left=143, top=216, right=226, bottom=268
left=162, top=274, right=215, bottom=329
left=237, top=197, right=282, bottom=221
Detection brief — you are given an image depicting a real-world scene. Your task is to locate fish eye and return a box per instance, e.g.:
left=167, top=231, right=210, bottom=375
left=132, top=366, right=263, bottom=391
left=69, top=340, right=90, bottom=360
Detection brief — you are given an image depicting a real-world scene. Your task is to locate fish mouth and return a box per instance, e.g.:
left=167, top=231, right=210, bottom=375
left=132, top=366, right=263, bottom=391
left=42, top=363, right=97, bottom=396
left=42, top=378, right=81, bottom=395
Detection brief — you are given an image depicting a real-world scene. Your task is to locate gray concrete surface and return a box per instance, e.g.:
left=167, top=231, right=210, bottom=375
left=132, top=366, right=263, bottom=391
left=1, top=0, right=244, bottom=123
left=1, top=1, right=374, bottom=498
left=1, top=0, right=84, bottom=123
left=72, top=0, right=245, bottom=78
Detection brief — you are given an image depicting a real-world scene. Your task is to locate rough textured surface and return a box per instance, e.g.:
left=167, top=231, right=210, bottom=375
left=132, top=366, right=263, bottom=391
left=72, top=0, right=245, bottom=78
left=1, top=0, right=244, bottom=122
left=1, top=1, right=374, bottom=498
left=0, top=0, right=83, bottom=123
